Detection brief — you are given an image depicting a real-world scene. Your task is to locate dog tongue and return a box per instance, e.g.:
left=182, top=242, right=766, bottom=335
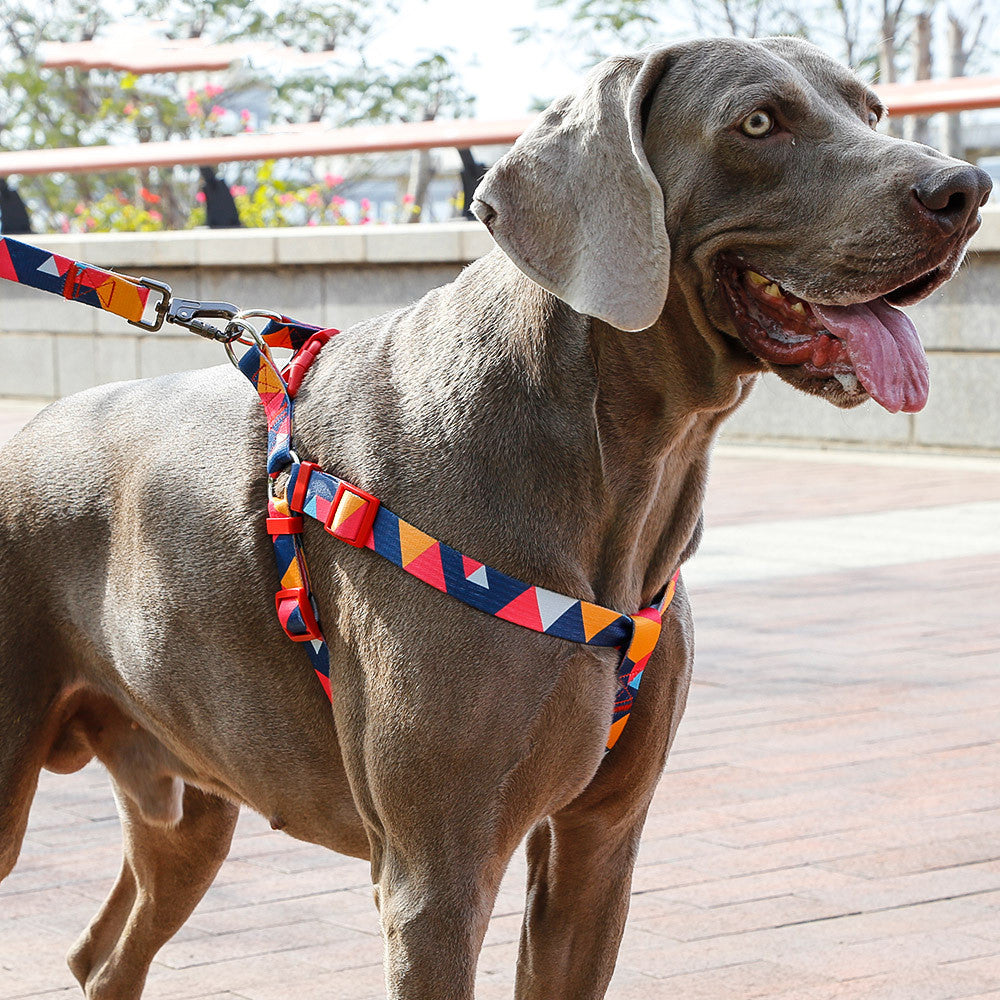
left=811, top=299, right=929, bottom=413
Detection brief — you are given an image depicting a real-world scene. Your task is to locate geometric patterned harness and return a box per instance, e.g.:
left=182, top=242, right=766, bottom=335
left=0, top=235, right=678, bottom=752
left=240, top=319, right=679, bottom=752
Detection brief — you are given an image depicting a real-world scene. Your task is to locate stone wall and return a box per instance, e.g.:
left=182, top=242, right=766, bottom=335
left=1, top=216, right=998, bottom=452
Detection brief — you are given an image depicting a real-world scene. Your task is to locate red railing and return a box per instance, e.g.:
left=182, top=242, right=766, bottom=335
left=0, top=77, right=998, bottom=178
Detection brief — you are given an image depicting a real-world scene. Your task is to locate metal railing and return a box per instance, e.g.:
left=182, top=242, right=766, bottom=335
left=1, top=76, right=998, bottom=233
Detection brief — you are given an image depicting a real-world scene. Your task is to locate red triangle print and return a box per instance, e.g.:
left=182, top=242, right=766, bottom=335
left=330, top=502, right=367, bottom=542
left=0, top=241, right=17, bottom=282
left=462, top=554, right=483, bottom=579
left=406, top=542, right=447, bottom=592
left=495, top=587, right=543, bottom=632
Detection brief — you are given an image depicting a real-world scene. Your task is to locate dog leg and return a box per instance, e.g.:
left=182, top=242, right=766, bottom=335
left=374, top=840, right=506, bottom=1000
left=514, top=600, right=695, bottom=1000
left=67, top=781, right=238, bottom=1000
left=0, top=630, right=62, bottom=883
left=513, top=808, right=652, bottom=1000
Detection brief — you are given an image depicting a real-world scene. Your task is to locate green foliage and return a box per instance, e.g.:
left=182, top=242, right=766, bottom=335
left=62, top=161, right=419, bottom=232
left=0, top=0, right=473, bottom=231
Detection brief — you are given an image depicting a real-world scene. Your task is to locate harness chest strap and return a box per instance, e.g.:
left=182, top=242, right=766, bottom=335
left=243, top=319, right=679, bottom=752
left=0, top=236, right=677, bottom=754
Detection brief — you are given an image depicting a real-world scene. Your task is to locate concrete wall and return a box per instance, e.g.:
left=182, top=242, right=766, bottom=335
left=2, top=216, right=998, bottom=453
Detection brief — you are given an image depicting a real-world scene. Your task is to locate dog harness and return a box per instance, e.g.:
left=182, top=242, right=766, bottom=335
left=0, top=236, right=678, bottom=751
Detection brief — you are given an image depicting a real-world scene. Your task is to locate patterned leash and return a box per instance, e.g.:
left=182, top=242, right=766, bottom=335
left=0, top=235, right=678, bottom=752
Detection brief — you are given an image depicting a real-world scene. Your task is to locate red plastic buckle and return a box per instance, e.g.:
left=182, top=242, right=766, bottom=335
left=324, top=481, right=380, bottom=548
left=286, top=330, right=336, bottom=397
left=289, top=461, right=320, bottom=514
left=274, top=587, right=322, bottom=642
left=266, top=515, right=303, bottom=535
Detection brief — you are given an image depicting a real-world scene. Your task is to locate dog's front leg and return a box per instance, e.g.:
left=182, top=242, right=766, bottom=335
left=513, top=590, right=695, bottom=1000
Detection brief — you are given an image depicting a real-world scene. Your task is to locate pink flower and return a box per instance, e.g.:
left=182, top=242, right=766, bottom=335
left=240, top=109, right=251, bottom=122
left=307, top=219, right=318, bottom=226
left=402, top=193, right=414, bottom=204
left=360, top=215, right=371, bottom=225
left=123, top=102, right=136, bottom=115
left=332, top=195, right=346, bottom=206
left=210, top=105, right=225, bottom=118
left=278, top=192, right=295, bottom=205
left=306, top=189, right=321, bottom=206
left=74, top=202, right=86, bottom=215
left=230, top=185, right=247, bottom=197
left=148, top=210, right=162, bottom=222
left=60, top=220, right=70, bottom=233
left=196, top=191, right=207, bottom=203
left=324, top=173, right=343, bottom=187
left=187, top=89, right=197, bottom=100
left=204, top=83, right=224, bottom=98
left=186, top=99, right=201, bottom=116
left=360, top=197, right=371, bottom=211
left=85, top=217, right=97, bottom=230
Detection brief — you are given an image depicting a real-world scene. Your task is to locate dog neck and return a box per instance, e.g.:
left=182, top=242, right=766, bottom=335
left=445, top=251, right=754, bottom=608
left=300, top=250, right=755, bottom=613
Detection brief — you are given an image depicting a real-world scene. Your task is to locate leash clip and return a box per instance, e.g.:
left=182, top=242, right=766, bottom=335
left=127, top=277, right=172, bottom=332
left=166, top=297, right=241, bottom=341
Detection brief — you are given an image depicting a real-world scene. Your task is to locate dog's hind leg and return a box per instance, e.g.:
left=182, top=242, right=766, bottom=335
left=0, top=628, right=64, bottom=883
left=67, top=781, right=238, bottom=1000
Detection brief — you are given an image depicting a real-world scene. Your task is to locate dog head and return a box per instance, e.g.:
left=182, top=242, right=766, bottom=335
left=472, top=37, right=991, bottom=414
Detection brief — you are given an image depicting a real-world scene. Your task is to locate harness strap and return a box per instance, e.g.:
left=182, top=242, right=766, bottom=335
left=0, top=233, right=679, bottom=754
left=0, top=236, right=151, bottom=324
left=240, top=319, right=679, bottom=752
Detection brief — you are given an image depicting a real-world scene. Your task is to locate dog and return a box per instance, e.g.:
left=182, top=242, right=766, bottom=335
left=0, top=36, right=990, bottom=999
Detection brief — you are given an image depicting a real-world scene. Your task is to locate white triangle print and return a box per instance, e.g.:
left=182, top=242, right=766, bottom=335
left=467, top=564, right=489, bottom=588
left=310, top=639, right=324, bottom=654
left=535, top=587, right=578, bottom=631
left=37, top=255, right=63, bottom=277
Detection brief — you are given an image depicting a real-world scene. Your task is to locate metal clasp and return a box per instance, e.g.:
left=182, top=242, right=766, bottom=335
left=166, top=297, right=241, bottom=341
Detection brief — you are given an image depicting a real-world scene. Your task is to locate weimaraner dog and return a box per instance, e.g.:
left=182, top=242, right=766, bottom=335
left=0, top=35, right=990, bottom=999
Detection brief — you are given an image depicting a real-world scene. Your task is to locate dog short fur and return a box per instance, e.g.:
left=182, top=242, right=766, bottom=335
left=0, top=37, right=989, bottom=999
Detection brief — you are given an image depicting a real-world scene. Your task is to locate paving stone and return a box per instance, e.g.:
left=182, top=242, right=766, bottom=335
left=1, top=425, right=998, bottom=999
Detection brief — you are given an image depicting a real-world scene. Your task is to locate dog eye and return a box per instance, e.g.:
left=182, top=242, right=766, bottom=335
left=741, top=110, right=774, bottom=137
left=867, top=109, right=879, bottom=129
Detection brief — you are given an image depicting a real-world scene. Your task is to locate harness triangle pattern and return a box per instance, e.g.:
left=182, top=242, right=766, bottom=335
left=244, top=317, right=679, bottom=752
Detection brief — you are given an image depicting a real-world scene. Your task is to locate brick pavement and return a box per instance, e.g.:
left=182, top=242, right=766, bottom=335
left=1, top=402, right=999, bottom=999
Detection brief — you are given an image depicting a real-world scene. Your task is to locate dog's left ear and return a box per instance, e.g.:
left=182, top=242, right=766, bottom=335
left=472, top=48, right=672, bottom=332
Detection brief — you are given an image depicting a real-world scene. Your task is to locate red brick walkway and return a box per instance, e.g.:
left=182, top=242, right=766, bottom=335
left=2, top=406, right=999, bottom=999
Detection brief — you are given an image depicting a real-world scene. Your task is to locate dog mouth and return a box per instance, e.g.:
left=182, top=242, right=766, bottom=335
left=717, top=257, right=932, bottom=413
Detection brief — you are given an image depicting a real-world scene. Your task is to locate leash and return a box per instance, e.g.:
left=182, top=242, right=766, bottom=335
left=0, top=236, right=678, bottom=752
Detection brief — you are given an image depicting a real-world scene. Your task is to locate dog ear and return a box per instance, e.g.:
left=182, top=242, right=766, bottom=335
left=472, top=48, right=672, bottom=333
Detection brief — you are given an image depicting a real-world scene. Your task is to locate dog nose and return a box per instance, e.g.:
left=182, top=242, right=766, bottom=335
left=912, top=165, right=992, bottom=234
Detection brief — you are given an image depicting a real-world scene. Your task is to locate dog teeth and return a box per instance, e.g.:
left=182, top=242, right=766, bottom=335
left=747, top=271, right=769, bottom=286
left=790, top=302, right=806, bottom=314
left=764, top=283, right=782, bottom=298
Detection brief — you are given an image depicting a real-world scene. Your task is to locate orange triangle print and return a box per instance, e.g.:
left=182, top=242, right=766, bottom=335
left=257, top=365, right=284, bottom=396
left=332, top=491, right=366, bottom=531
left=627, top=615, right=661, bottom=665
left=606, top=714, right=629, bottom=750
left=398, top=520, right=437, bottom=567
left=281, top=561, right=303, bottom=589
left=580, top=602, right=621, bottom=642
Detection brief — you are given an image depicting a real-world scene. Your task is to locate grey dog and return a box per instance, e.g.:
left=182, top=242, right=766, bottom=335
left=0, top=36, right=990, bottom=999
